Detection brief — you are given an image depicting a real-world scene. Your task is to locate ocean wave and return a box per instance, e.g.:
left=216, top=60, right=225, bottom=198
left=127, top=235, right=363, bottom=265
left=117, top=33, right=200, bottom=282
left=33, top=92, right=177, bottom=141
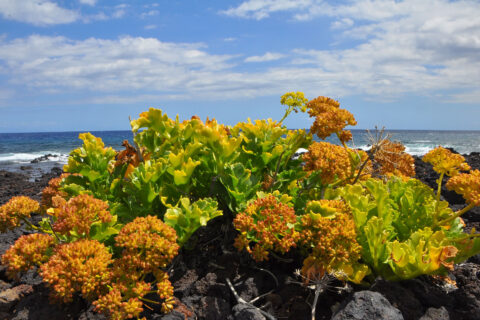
left=0, top=152, right=69, bottom=164
left=349, top=144, right=433, bottom=156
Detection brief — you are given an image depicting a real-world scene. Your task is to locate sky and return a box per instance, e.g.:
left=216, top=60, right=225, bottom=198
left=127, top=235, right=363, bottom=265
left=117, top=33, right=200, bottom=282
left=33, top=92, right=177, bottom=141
left=0, top=0, right=479, bottom=132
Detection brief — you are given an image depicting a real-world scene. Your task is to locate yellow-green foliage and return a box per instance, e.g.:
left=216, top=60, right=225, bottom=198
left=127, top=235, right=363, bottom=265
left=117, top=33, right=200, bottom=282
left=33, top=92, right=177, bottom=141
left=331, top=177, right=480, bottom=280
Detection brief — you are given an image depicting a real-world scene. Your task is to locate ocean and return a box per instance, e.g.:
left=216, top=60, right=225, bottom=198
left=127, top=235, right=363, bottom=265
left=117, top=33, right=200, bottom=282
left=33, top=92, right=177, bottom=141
left=1, top=129, right=480, bottom=178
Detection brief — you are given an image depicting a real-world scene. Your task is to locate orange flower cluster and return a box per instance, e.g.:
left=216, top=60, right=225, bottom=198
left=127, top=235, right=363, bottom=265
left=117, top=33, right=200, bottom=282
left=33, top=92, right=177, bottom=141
left=302, top=142, right=352, bottom=185
left=0, top=196, right=39, bottom=231
left=51, top=194, right=112, bottom=237
left=374, top=140, right=415, bottom=178
left=423, top=146, right=470, bottom=177
left=93, top=283, right=145, bottom=320
left=41, top=174, right=70, bottom=212
left=298, top=200, right=361, bottom=282
left=115, top=216, right=179, bottom=272
left=307, top=96, right=357, bottom=142
left=1, top=233, right=55, bottom=279
left=446, top=169, right=480, bottom=206
left=40, top=239, right=113, bottom=302
left=93, top=216, right=178, bottom=317
left=233, top=194, right=299, bottom=261
left=154, top=269, right=176, bottom=313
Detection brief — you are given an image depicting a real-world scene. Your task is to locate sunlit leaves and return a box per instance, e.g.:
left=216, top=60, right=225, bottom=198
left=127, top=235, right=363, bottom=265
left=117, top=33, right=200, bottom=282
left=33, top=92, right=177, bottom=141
left=164, top=197, right=222, bottom=246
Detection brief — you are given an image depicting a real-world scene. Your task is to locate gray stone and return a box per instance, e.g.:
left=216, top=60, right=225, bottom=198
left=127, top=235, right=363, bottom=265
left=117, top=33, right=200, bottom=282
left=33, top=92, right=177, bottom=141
left=0, top=284, right=33, bottom=312
left=419, top=307, right=450, bottom=320
left=331, top=291, right=403, bottom=320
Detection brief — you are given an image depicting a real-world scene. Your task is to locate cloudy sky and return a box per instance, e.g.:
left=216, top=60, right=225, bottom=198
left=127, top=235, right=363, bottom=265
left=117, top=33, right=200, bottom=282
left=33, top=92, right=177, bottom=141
left=0, top=0, right=479, bottom=132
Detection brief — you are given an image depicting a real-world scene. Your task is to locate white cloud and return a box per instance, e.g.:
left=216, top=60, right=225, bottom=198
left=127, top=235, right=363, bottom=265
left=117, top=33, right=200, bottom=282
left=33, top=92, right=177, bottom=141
left=79, top=0, right=97, bottom=6
left=221, top=0, right=480, bottom=102
left=1, top=0, right=480, bottom=105
left=0, top=0, right=79, bottom=26
left=331, top=18, right=354, bottom=30
left=144, top=24, right=157, bottom=30
left=245, top=52, right=285, bottom=62
left=0, top=36, right=241, bottom=98
left=141, top=10, right=159, bottom=18
left=112, top=9, right=126, bottom=19
left=221, top=0, right=313, bottom=20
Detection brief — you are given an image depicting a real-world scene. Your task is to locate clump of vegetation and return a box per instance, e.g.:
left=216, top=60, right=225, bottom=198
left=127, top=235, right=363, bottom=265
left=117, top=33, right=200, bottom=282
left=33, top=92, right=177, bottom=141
left=1, top=91, right=480, bottom=320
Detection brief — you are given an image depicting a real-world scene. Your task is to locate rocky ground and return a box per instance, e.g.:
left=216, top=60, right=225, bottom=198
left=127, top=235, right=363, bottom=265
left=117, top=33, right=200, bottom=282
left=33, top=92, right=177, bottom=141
left=0, top=153, right=479, bottom=320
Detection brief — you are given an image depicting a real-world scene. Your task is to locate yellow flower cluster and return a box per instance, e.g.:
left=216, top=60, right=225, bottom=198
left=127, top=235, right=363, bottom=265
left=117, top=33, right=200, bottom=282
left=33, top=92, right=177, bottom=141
left=115, top=216, right=179, bottom=272
left=93, top=283, right=145, bottom=320
left=446, top=169, right=480, bottom=206
left=374, top=140, right=415, bottom=178
left=233, top=194, right=299, bottom=261
left=51, top=194, right=112, bottom=237
left=40, top=239, right=113, bottom=302
left=0, top=196, right=39, bottom=231
left=280, top=91, right=308, bottom=111
left=423, top=146, right=470, bottom=177
left=41, top=174, right=70, bottom=212
left=298, top=200, right=361, bottom=282
left=1, top=233, right=55, bottom=279
left=302, top=142, right=352, bottom=185
left=307, top=96, right=357, bottom=142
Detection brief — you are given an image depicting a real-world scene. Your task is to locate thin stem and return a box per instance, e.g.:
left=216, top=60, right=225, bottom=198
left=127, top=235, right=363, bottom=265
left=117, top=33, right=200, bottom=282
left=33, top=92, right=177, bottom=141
left=279, top=107, right=293, bottom=124
left=21, top=218, right=43, bottom=232
left=139, top=297, right=160, bottom=305
left=47, top=220, right=63, bottom=243
left=254, top=267, right=279, bottom=288
left=437, top=203, right=475, bottom=226
left=456, top=232, right=480, bottom=241
left=436, top=172, right=445, bottom=202
left=226, top=278, right=277, bottom=320
left=311, top=284, right=324, bottom=320
left=352, top=158, right=370, bottom=184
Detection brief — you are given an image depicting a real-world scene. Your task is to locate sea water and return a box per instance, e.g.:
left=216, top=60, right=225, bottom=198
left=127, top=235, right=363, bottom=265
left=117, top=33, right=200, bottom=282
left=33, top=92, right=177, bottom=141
left=1, top=129, right=480, bottom=174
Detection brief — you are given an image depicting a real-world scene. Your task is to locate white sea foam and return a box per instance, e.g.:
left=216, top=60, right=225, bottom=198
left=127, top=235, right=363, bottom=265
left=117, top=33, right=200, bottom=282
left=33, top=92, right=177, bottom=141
left=404, top=146, right=433, bottom=156
left=0, top=152, right=68, bottom=164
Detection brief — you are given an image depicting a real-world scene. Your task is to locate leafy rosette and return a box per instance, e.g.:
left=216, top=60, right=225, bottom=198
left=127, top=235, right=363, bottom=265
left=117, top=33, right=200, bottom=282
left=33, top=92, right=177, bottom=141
left=332, top=177, right=480, bottom=280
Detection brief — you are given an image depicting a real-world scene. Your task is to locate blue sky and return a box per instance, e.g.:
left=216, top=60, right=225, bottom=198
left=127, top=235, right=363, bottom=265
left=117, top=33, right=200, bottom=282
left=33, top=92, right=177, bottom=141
left=0, top=0, right=479, bottom=132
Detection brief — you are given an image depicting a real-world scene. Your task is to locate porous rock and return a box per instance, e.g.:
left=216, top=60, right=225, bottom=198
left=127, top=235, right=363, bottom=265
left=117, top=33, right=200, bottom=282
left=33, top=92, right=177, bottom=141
left=331, top=290, right=403, bottom=320
left=0, top=284, right=33, bottom=312
left=418, top=306, right=450, bottom=320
